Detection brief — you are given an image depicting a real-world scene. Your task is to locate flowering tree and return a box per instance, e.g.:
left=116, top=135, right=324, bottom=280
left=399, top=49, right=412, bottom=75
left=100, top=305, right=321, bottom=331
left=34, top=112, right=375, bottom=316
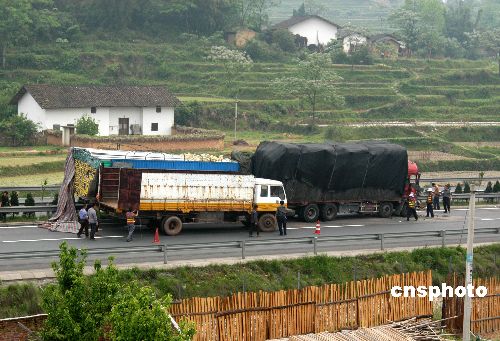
left=272, top=53, right=344, bottom=122
left=207, top=46, right=252, bottom=97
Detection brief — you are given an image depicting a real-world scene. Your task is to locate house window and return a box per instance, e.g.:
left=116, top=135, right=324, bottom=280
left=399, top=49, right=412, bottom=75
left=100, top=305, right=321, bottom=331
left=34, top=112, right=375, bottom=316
left=91, top=107, right=96, bottom=113
left=151, top=123, right=158, bottom=131
left=156, top=106, right=161, bottom=113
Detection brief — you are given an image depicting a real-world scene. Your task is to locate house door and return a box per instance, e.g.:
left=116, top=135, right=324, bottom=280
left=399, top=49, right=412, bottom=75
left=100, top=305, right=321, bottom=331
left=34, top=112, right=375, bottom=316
left=118, top=118, right=129, bottom=135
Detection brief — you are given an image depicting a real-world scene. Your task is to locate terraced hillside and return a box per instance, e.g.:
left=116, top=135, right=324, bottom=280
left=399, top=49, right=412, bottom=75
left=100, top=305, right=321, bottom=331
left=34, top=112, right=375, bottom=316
left=1, top=40, right=499, bottom=174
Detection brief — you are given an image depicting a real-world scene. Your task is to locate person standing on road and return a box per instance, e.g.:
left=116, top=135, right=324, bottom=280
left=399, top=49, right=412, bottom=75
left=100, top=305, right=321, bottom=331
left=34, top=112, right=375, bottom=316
left=88, top=202, right=99, bottom=240
left=276, top=200, right=287, bottom=236
left=1, top=191, right=10, bottom=222
left=406, top=193, right=418, bottom=221
left=249, top=204, right=260, bottom=237
left=442, top=184, right=451, bottom=214
left=432, top=183, right=440, bottom=210
left=126, top=207, right=138, bottom=242
left=426, top=189, right=434, bottom=218
left=77, top=204, right=89, bottom=238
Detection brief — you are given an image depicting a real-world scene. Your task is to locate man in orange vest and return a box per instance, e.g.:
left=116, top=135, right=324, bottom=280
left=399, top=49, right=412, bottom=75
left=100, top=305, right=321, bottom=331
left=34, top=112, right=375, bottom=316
left=406, top=193, right=418, bottom=221
left=126, top=207, right=139, bottom=242
left=426, top=189, right=434, bottom=218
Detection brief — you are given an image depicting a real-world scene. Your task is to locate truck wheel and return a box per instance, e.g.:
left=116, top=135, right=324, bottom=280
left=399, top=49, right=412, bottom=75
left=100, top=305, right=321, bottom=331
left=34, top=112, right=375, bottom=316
left=302, top=204, right=320, bottom=223
left=320, top=204, right=337, bottom=221
left=258, top=214, right=277, bottom=232
left=379, top=202, right=393, bottom=218
left=162, top=216, right=183, bottom=236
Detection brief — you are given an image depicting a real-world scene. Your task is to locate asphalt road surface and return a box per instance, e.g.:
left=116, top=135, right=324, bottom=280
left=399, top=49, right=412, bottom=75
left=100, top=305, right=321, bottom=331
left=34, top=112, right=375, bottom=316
left=1, top=207, right=499, bottom=272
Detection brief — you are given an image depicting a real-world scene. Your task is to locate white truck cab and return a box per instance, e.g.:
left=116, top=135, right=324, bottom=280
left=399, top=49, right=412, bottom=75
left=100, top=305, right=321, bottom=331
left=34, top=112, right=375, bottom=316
left=253, top=178, right=287, bottom=210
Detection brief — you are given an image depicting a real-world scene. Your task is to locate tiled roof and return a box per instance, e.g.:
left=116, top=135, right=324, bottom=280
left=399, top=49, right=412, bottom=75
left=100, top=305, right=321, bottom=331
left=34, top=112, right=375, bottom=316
left=272, top=15, right=341, bottom=30
left=10, top=85, right=181, bottom=109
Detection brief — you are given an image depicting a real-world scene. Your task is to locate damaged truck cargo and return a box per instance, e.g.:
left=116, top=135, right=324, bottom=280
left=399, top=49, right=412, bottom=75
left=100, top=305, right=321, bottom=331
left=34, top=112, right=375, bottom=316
left=251, top=141, right=410, bottom=222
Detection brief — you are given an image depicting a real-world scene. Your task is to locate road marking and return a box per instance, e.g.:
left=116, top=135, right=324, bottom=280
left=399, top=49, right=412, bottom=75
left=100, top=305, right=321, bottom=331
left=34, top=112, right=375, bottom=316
left=455, top=208, right=500, bottom=211
left=292, top=224, right=364, bottom=230
left=480, top=218, right=500, bottom=221
left=2, top=236, right=125, bottom=243
left=0, top=225, right=38, bottom=229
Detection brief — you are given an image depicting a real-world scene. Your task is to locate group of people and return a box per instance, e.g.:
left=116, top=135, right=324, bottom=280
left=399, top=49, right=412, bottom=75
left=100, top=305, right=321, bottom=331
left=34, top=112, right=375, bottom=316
left=77, top=203, right=138, bottom=242
left=248, top=200, right=288, bottom=237
left=406, top=183, right=452, bottom=221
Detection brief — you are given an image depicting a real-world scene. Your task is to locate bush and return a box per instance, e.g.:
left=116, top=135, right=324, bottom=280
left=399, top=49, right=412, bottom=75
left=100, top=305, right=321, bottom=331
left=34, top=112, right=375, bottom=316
left=493, top=181, right=500, bottom=193
left=244, top=39, right=286, bottom=62
left=485, top=181, right=493, bottom=193
left=0, top=114, right=39, bottom=146
left=51, top=193, right=59, bottom=205
left=455, top=183, right=462, bottom=194
left=271, top=29, right=297, bottom=53
left=463, top=182, right=471, bottom=193
left=76, top=115, right=99, bottom=136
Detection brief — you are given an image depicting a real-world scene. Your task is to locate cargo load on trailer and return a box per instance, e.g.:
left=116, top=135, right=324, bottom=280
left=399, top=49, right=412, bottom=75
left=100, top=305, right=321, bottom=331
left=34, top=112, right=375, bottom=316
left=48, top=147, right=287, bottom=235
left=251, top=141, right=410, bottom=222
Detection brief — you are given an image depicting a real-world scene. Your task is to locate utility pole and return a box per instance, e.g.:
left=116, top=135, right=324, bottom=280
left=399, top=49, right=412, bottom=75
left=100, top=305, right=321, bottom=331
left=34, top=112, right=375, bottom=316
left=462, top=184, right=476, bottom=341
left=234, top=98, right=239, bottom=141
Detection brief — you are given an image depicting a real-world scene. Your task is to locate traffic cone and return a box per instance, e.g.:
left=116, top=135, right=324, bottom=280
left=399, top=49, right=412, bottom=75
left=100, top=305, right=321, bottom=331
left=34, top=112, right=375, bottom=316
left=314, top=220, right=321, bottom=235
left=153, top=228, right=160, bottom=244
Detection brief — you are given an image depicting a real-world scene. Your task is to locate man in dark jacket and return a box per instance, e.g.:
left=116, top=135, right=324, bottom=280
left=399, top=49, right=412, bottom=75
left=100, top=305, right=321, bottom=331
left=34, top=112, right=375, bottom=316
left=276, top=200, right=287, bottom=236
left=249, top=204, right=259, bottom=237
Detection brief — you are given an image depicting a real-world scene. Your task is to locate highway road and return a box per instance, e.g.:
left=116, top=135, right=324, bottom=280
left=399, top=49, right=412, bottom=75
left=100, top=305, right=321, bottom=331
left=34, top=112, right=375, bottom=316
left=0, top=207, right=499, bottom=272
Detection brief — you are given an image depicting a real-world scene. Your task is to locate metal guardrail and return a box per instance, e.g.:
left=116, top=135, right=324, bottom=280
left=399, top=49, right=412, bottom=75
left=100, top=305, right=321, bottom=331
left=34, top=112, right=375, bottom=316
left=0, top=205, right=58, bottom=214
left=0, top=186, right=60, bottom=192
left=0, top=228, right=498, bottom=262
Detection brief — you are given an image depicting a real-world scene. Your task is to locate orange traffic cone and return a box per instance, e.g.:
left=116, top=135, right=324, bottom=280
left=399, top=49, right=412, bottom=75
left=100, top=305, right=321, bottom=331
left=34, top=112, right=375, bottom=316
left=153, top=228, right=160, bottom=244
left=314, top=220, right=321, bottom=235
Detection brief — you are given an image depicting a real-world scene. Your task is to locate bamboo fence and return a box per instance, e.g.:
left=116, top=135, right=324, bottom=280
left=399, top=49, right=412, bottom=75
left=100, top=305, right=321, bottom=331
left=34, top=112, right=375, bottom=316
left=169, top=271, right=432, bottom=341
left=443, top=274, right=500, bottom=336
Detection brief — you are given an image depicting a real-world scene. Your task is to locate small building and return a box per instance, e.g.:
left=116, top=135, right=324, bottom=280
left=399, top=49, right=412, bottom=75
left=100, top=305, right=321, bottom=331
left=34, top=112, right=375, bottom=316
left=369, top=34, right=406, bottom=57
left=10, top=85, right=181, bottom=136
left=224, top=28, right=257, bottom=47
left=272, top=15, right=341, bottom=47
left=338, top=32, right=368, bottom=54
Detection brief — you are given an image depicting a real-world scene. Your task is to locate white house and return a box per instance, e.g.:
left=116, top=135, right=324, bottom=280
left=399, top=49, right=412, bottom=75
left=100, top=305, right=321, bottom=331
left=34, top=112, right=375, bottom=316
left=273, top=15, right=340, bottom=47
left=340, top=33, right=368, bottom=54
left=10, top=85, right=181, bottom=136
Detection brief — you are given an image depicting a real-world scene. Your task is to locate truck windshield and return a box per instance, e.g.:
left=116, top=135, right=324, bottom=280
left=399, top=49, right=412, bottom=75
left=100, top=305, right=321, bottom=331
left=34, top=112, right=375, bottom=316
left=270, top=186, right=285, bottom=200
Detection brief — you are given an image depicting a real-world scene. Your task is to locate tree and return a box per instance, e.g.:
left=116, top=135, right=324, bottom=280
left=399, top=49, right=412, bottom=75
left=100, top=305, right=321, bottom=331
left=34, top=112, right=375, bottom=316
left=251, top=0, right=280, bottom=31
left=444, top=0, right=474, bottom=46
left=455, top=183, right=462, bottom=194
left=106, top=286, right=195, bottom=341
left=463, top=182, right=471, bottom=193
left=271, top=29, right=297, bottom=53
left=24, top=193, right=35, bottom=218
left=0, top=0, right=32, bottom=68
left=479, top=29, right=500, bottom=76
left=0, top=114, right=39, bottom=146
left=293, top=3, right=306, bottom=17
left=485, top=181, right=493, bottom=193
left=10, top=191, right=19, bottom=218
left=493, top=180, right=500, bottom=193
left=206, top=46, right=253, bottom=98
left=272, top=53, right=344, bottom=122
left=76, top=115, right=99, bottom=135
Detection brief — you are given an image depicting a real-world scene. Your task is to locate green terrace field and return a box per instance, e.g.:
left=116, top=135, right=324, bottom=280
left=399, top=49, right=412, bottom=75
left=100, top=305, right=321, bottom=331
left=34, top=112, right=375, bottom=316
left=1, top=39, right=499, bottom=176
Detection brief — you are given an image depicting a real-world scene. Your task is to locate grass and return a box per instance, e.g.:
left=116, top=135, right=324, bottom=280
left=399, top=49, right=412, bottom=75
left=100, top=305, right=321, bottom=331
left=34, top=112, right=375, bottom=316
left=1, top=244, right=498, bottom=318
left=0, top=160, right=66, bottom=177
left=0, top=155, right=66, bottom=167
left=0, top=145, right=66, bottom=153
left=0, top=172, right=64, bottom=186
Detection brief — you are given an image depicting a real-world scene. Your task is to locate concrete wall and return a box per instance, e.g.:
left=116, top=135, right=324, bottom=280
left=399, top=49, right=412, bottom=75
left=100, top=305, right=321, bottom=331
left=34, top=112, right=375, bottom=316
left=17, top=92, right=45, bottom=129
left=0, top=314, right=47, bottom=341
left=44, top=108, right=110, bottom=135
left=288, top=17, right=338, bottom=46
left=142, top=107, right=174, bottom=135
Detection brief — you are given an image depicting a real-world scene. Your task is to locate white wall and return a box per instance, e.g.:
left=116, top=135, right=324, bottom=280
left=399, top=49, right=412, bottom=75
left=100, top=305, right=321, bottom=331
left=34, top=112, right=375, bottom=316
left=17, top=93, right=46, bottom=130
left=343, top=34, right=368, bottom=53
left=109, top=107, right=142, bottom=135
left=288, top=17, right=338, bottom=46
left=44, top=108, right=110, bottom=136
left=142, top=106, right=174, bottom=136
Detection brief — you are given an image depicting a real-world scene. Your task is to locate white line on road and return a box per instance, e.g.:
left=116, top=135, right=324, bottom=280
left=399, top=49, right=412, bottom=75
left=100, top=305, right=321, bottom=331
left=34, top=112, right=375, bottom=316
left=480, top=218, right=500, bottom=221
left=2, top=236, right=125, bottom=243
left=291, top=224, right=364, bottom=230
left=0, top=225, right=38, bottom=229
left=455, top=208, right=500, bottom=211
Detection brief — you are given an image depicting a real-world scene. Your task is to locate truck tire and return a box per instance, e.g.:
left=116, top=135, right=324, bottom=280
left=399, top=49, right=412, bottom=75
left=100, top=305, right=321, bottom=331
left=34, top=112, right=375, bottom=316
left=302, top=204, right=320, bottom=223
left=379, top=202, right=393, bottom=218
left=162, top=216, right=183, bottom=236
left=320, top=204, right=338, bottom=221
left=258, top=213, right=277, bottom=232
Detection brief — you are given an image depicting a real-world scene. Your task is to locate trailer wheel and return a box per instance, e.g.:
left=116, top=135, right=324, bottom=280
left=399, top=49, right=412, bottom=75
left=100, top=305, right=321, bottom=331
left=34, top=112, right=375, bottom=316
left=379, top=202, right=393, bottom=218
left=258, top=214, right=277, bottom=232
left=162, top=216, right=183, bottom=236
left=320, top=204, right=338, bottom=221
left=302, top=204, right=320, bottom=223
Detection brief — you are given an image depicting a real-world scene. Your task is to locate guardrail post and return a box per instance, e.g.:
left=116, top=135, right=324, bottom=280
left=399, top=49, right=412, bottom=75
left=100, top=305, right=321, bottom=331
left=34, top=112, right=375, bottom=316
left=313, top=236, right=317, bottom=255
left=440, top=230, right=446, bottom=247
left=241, top=240, right=246, bottom=259
left=163, top=244, right=167, bottom=264
left=379, top=234, right=384, bottom=250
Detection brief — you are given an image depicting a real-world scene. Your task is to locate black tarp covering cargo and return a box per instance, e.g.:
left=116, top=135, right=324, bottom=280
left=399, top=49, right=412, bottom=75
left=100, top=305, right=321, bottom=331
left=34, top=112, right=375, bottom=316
left=251, top=141, right=408, bottom=203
